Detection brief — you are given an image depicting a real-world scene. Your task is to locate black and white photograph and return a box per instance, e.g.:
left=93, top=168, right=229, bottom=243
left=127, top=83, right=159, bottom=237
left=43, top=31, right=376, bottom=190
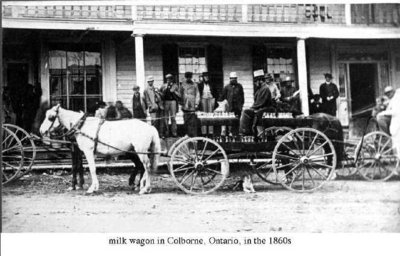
left=1, top=0, right=400, bottom=243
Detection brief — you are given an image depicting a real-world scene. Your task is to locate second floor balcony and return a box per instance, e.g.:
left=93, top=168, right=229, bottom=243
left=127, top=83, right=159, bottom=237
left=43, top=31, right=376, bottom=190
left=2, top=2, right=400, bottom=28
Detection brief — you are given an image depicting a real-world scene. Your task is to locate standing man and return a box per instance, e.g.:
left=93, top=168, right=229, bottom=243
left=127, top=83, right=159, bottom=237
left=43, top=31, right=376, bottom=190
left=179, top=71, right=200, bottom=137
left=280, top=76, right=301, bottom=114
left=131, top=85, right=147, bottom=120
left=160, top=74, right=180, bottom=137
left=144, top=76, right=164, bottom=136
left=198, top=72, right=218, bottom=112
left=218, top=72, right=245, bottom=135
left=376, top=86, right=396, bottom=135
left=265, top=73, right=281, bottom=102
left=198, top=72, right=218, bottom=134
left=319, top=73, right=339, bottom=116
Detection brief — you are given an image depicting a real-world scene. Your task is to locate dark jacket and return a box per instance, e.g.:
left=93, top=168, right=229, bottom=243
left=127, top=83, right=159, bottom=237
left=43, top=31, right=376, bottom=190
left=319, top=82, right=339, bottom=115
left=160, top=82, right=180, bottom=102
left=198, top=82, right=218, bottom=99
left=251, top=84, right=272, bottom=110
left=219, top=82, right=244, bottom=112
left=132, top=92, right=147, bottom=118
left=144, top=86, right=164, bottom=112
left=180, top=80, right=200, bottom=112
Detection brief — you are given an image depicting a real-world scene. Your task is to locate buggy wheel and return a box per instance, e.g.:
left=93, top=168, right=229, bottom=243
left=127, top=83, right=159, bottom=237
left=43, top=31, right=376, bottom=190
left=254, top=126, right=293, bottom=184
left=169, top=137, right=229, bottom=195
left=2, top=127, right=25, bottom=185
left=355, top=131, right=397, bottom=181
left=3, top=124, right=36, bottom=176
left=272, top=128, right=336, bottom=192
left=336, top=143, right=358, bottom=178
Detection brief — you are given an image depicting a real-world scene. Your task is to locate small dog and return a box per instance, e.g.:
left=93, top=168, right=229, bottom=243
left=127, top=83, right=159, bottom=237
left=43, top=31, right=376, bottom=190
left=233, top=175, right=256, bottom=193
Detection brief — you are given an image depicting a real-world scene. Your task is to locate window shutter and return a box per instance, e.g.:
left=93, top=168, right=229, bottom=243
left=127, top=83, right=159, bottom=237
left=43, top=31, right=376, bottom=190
left=206, top=44, right=223, bottom=98
left=162, top=44, right=179, bottom=83
left=252, top=44, right=266, bottom=73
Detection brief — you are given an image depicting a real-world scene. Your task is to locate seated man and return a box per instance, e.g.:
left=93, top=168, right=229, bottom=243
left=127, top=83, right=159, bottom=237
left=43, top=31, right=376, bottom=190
left=116, top=100, right=133, bottom=119
left=240, top=70, right=272, bottom=135
left=376, top=86, right=396, bottom=135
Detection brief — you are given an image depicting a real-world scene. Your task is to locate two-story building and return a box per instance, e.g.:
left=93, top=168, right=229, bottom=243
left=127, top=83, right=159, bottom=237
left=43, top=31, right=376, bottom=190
left=2, top=1, right=400, bottom=137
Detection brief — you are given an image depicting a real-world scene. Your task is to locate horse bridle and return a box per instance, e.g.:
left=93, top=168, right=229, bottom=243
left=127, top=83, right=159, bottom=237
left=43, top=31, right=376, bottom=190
left=46, top=105, right=87, bottom=139
left=47, top=105, right=61, bottom=133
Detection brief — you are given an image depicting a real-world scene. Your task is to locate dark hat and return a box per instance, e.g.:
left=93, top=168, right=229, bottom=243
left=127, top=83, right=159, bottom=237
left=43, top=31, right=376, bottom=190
left=264, top=73, right=274, bottom=80
left=184, top=71, right=193, bottom=78
left=324, top=73, right=333, bottom=79
left=132, top=85, right=140, bottom=90
left=165, top=74, right=173, bottom=79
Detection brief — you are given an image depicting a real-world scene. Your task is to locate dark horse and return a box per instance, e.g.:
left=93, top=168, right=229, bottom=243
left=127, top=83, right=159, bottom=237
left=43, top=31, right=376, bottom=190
left=310, top=112, right=344, bottom=166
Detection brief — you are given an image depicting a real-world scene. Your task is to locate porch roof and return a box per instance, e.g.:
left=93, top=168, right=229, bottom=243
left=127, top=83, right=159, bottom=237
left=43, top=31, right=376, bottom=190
left=132, top=21, right=400, bottom=39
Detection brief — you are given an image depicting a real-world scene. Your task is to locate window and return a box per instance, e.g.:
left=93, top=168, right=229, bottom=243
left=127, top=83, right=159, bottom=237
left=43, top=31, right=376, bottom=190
left=266, top=46, right=295, bottom=83
left=49, top=44, right=102, bottom=114
left=178, top=46, right=207, bottom=83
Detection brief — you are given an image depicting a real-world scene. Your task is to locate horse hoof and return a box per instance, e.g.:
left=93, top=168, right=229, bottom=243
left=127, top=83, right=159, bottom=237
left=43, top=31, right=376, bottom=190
left=76, top=186, right=83, bottom=190
left=67, top=186, right=75, bottom=191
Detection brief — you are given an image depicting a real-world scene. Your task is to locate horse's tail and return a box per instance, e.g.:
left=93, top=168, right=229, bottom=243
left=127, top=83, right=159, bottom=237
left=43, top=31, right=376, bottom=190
left=149, top=127, right=161, bottom=174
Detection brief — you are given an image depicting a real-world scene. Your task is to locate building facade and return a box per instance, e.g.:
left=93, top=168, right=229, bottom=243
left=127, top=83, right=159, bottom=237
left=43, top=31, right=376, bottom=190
left=2, top=1, right=400, bottom=137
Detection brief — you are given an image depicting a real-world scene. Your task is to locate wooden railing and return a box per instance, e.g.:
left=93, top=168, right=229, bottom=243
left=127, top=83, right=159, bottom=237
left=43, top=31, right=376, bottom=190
left=2, top=4, right=132, bottom=20
left=248, top=4, right=345, bottom=24
left=352, top=4, right=400, bottom=26
left=136, top=5, right=242, bottom=22
left=2, top=2, right=400, bottom=27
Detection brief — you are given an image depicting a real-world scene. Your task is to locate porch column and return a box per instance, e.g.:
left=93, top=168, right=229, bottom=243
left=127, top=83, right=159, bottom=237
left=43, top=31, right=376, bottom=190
left=296, top=37, right=310, bottom=116
left=134, top=34, right=145, bottom=93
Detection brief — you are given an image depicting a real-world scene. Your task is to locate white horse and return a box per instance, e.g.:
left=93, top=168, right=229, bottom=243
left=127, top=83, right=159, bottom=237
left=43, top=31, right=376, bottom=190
left=40, top=105, right=161, bottom=194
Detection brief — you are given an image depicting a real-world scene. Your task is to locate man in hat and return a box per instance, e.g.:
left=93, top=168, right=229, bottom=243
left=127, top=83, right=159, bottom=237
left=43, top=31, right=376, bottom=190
left=218, top=72, right=245, bottom=135
left=198, top=72, right=218, bottom=112
left=198, top=72, right=218, bottom=134
left=131, top=85, right=147, bottom=119
left=160, top=74, right=180, bottom=137
left=265, top=73, right=281, bottom=102
left=240, top=70, right=272, bottom=135
left=179, top=71, right=200, bottom=137
left=144, top=76, right=165, bottom=136
left=319, top=73, right=339, bottom=116
left=376, top=86, right=396, bottom=134
left=280, top=75, right=301, bottom=114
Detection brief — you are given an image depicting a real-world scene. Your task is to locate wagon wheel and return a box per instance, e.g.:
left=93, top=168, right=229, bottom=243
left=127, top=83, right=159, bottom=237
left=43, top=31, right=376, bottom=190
left=254, top=126, right=293, bottom=184
left=355, top=131, right=398, bottom=181
left=336, top=143, right=358, bottom=178
left=3, top=124, right=36, bottom=176
left=169, top=137, right=229, bottom=195
left=272, top=128, right=337, bottom=192
left=2, top=127, right=25, bottom=185
left=167, top=135, right=191, bottom=156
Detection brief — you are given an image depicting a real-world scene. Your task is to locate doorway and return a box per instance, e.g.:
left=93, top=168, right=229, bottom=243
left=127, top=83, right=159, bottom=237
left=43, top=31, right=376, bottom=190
left=349, top=63, right=377, bottom=116
left=348, top=63, right=378, bottom=137
left=6, top=63, right=29, bottom=129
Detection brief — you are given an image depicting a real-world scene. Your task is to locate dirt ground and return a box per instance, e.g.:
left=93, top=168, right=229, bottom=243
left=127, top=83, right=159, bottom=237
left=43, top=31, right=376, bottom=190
left=2, top=168, right=400, bottom=233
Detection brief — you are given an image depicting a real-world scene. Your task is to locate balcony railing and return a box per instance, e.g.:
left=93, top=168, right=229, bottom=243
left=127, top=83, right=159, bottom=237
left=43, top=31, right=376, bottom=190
left=2, top=5, right=132, bottom=20
left=352, top=4, right=400, bottom=26
left=2, top=2, right=400, bottom=27
left=136, top=5, right=242, bottom=22
left=248, top=4, right=345, bottom=24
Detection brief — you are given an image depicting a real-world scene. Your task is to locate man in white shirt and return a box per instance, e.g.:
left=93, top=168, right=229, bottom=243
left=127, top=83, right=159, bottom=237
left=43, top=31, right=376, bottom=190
left=376, top=86, right=396, bottom=135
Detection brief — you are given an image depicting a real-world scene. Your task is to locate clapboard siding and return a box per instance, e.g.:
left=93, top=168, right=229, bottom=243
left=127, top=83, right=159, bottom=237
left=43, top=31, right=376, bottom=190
left=116, top=41, right=135, bottom=110
left=308, top=39, right=332, bottom=95
left=222, top=41, right=254, bottom=108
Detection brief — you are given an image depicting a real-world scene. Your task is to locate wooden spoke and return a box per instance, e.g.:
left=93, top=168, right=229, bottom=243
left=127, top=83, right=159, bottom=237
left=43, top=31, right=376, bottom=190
left=169, top=137, right=228, bottom=194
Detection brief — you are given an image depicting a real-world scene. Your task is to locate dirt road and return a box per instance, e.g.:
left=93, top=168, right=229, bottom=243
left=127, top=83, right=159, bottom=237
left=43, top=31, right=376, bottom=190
left=2, top=172, right=400, bottom=232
